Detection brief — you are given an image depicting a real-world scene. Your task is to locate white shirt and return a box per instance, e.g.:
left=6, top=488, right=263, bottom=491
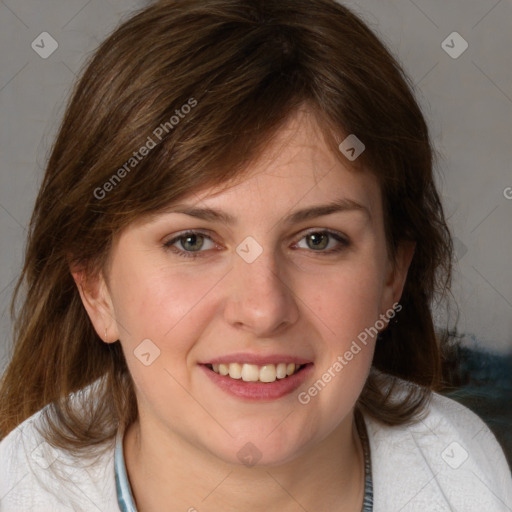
left=1, top=389, right=511, bottom=511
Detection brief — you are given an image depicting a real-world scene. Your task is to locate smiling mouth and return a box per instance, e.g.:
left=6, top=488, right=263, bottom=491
left=205, top=362, right=306, bottom=383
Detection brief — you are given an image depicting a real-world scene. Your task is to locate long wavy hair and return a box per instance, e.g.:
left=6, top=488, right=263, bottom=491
left=0, top=0, right=453, bottom=448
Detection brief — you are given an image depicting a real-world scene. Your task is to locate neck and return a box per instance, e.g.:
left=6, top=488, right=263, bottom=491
left=124, top=412, right=365, bottom=512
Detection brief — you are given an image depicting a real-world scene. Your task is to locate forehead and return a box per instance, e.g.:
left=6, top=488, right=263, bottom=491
left=124, top=107, right=383, bottom=237
left=180, top=109, right=381, bottom=221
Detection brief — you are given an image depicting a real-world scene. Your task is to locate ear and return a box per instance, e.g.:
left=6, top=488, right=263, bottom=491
left=381, top=241, right=416, bottom=312
left=70, top=266, right=120, bottom=343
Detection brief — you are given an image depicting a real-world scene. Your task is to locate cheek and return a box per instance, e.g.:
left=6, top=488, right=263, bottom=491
left=300, top=259, right=384, bottom=343
left=109, top=264, right=223, bottom=414
left=296, top=263, right=381, bottom=431
left=109, top=261, right=223, bottom=358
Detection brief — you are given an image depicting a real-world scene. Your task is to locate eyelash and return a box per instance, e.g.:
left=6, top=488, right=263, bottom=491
left=163, top=229, right=350, bottom=259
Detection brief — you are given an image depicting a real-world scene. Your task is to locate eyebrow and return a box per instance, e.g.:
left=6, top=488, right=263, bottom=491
left=167, top=198, right=370, bottom=225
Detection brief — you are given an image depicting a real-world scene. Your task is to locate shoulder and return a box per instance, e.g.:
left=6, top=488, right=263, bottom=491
left=0, top=406, right=118, bottom=512
left=363, top=383, right=512, bottom=512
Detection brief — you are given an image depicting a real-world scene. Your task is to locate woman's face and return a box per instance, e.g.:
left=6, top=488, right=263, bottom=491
left=81, top=110, right=411, bottom=466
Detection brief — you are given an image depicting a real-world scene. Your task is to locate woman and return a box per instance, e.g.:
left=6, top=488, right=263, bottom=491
left=1, top=0, right=510, bottom=510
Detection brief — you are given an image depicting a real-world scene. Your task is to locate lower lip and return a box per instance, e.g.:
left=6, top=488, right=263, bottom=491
left=200, top=364, right=314, bottom=401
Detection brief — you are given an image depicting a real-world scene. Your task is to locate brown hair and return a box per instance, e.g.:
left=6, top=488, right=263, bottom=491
left=0, top=0, right=452, bottom=446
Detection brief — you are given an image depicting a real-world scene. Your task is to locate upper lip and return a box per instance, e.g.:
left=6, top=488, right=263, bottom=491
left=200, top=353, right=313, bottom=366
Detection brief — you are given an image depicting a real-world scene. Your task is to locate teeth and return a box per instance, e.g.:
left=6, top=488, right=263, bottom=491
left=228, top=363, right=242, bottom=379
left=276, top=363, right=287, bottom=379
left=241, top=364, right=259, bottom=382
left=259, top=365, right=277, bottom=383
left=210, top=362, right=303, bottom=382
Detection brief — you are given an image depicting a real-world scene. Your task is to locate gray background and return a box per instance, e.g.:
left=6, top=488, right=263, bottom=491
left=1, top=0, right=511, bottom=372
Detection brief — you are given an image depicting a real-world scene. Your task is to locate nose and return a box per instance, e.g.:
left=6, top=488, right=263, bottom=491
left=223, top=249, right=300, bottom=337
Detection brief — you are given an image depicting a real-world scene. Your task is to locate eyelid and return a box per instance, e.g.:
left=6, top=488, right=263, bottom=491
left=163, top=228, right=217, bottom=245
left=294, top=227, right=349, bottom=242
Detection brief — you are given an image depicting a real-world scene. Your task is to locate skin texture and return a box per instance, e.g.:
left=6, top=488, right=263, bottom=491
left=73, top=109, right=414, bottom=511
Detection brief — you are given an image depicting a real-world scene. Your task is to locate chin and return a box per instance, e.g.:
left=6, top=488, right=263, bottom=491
left=202, top=426, right=316, bottom=468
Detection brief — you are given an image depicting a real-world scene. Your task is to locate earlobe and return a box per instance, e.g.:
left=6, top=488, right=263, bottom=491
left=70, top=267, right=119, bottom=343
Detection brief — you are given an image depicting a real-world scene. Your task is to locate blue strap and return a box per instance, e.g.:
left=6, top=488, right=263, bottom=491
left=115, top=430, right=138, bottom=512
left=356, top=409, right=374, bottom=511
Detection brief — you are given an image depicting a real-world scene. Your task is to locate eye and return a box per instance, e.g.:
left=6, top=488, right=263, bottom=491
left=163, top=229, right=349, bottom=259
left=294, top=230, right=349, bottom=253
left=163, top=231, right=217, bottom=258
